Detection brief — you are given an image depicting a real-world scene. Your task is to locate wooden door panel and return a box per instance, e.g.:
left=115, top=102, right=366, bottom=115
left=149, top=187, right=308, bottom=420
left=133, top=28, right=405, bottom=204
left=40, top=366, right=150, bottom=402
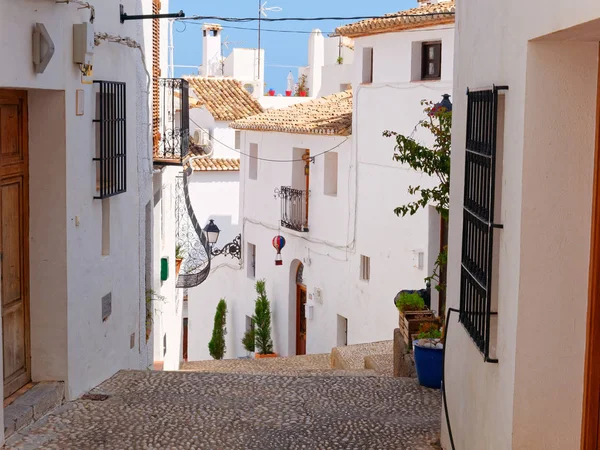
left=0, top=105, right=19, bottom=159
left=3, top=303, right=26, bottom=382
left=0, top=90, right=30, bottom=398
left=2, top=180, right=22, bottom=306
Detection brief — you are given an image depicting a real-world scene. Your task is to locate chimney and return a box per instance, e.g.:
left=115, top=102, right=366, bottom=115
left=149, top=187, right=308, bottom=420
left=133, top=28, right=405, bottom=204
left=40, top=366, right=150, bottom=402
left=201, top=23, right=222, bottom=77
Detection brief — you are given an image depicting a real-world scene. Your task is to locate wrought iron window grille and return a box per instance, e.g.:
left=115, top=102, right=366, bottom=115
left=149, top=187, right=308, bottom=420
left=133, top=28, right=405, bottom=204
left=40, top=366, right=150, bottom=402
left=275, top=186, right=309, bottom=232
left=155, top=78, right=190, bottom=165
left=93, top=80, right=127, bottom=199
left=211, top=234, right=242, bottom=260
left=459, top=85, right=508, bottom=364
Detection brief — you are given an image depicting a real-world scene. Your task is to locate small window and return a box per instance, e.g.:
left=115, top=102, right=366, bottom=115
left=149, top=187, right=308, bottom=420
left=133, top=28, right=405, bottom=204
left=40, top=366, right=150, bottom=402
left=421, top=42, right=441, bottom=80
left=247, top=243, right=256, bottom=279
left=235, top=131, right=241, bottom=150
left=249, top=143, right=258, bottom=180
left=360, top=255, right=370, bottom=281
left=324, top=152, right=338, bottom=196
left=362, top=48, right=373, bottom=84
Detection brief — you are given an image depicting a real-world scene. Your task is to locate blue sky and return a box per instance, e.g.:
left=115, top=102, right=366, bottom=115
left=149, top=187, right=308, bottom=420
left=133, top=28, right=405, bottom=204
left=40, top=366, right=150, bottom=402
left=171, top=0, right=415, bottom=93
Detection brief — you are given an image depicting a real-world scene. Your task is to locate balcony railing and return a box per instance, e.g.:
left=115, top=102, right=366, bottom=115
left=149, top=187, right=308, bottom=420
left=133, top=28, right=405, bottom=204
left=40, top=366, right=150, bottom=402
left=276, top=186, right=309, bottom=232
left=154, top=78, right=189, bottom=165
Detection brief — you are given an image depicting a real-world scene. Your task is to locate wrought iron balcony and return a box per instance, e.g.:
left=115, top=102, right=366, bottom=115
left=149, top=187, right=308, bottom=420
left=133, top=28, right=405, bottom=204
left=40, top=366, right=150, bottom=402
left=275, top=186, right=309, bottom=232
left=154, top=78, right=189, bottom=165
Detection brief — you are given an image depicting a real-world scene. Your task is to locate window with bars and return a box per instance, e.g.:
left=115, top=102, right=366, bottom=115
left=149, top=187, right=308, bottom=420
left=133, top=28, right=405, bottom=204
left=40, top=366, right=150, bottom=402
left=93, top=80, right=127, bottom=199
left=459, top=86, right=508, bottom=363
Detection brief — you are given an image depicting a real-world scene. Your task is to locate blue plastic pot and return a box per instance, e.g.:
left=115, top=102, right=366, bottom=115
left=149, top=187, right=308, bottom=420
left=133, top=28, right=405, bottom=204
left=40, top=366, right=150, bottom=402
left=414, top=340, right=443, bottom=389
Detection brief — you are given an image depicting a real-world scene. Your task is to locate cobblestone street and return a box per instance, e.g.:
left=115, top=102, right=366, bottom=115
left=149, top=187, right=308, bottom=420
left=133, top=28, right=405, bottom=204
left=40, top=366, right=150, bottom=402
left=6, top=370, right=441, bottom=449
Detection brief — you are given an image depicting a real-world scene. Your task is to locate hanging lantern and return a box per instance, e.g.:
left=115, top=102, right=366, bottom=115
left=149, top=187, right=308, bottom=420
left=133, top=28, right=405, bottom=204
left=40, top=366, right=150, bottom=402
left=272, top=235, right=286, bottom=266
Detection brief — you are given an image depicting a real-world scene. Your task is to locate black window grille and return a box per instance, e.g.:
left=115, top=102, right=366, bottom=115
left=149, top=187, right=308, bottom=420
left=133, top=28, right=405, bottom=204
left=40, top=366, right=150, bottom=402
left=156, top=78, right=189, bottom=165
left=459, top=85, right=507, bottom=363
left=93, top=80, right=127, bottom=199
left=276, top=186, right=309, bottom=232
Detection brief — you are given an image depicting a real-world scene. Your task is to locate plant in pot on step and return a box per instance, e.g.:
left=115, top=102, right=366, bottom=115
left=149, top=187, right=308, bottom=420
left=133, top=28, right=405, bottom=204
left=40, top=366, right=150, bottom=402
left=395, top=291, right=436, bottom=348
left=413, top=321, right=444, bottom=389
left=253, top=279, right=276, bottom=358
left=294, top=74, right=309, bottom=97
left=175, top=244, right=185, bottom=277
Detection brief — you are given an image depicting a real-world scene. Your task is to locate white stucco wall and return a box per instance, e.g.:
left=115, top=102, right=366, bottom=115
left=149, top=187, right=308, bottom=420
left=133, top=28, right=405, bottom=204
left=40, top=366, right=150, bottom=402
left=189, top=108, right=239, bottom=159
left=443, top=2, right=600, bottom=449
left=0, top=0, right=157, bottom=423
left=186, top=171, right=242, bottom=361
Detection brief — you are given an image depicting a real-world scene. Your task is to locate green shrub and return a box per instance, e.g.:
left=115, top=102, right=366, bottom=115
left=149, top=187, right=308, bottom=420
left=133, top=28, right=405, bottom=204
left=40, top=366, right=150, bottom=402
left=395, top=292, right=426, bottom=313
left=417, top=321, right=442, bottom=340
left=208, top=299, right=227, bottom=360
left=242, top=327, right=255, bottom=353
left=254, top=280, right=274, bottom=355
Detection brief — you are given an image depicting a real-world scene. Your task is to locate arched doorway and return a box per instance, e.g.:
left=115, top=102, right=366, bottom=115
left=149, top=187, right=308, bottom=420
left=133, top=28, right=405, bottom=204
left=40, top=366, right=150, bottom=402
left=295, top=263, right=307, bottom=355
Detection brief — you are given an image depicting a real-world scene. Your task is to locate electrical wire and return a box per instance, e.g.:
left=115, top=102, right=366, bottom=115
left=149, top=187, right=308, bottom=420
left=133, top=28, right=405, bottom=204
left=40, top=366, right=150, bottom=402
left=181, top=12, right=455, bottom=23
left=189, top=117, right=349, bottom=163
left=55, top=0, right=95, bottom=23
left=177, top=21, right=333, bottom=35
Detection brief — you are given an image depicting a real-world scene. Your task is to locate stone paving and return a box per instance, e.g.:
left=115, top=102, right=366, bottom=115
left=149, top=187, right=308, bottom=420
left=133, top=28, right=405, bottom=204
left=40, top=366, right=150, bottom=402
left=6, top=370, right=442, bottom=450
left=181, top=354, right=334, bottom=375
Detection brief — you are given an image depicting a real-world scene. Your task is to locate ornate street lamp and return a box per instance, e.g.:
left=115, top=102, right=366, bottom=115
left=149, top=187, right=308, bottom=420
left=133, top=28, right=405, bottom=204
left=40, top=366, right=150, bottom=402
left=203, top=219, right=221, bottom=245
left=203, top=220, right=242, bottom=260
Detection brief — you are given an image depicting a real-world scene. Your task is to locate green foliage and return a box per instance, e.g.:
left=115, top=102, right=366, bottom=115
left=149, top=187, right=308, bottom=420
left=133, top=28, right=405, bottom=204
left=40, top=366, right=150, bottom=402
left=384, top=99, right=452, bottom=293
left=241, top=327, right=256, bottom=353
left=175, top=243, right=185, bottom=260
left=253, top=280, right=274, bottom=355
left=336, top=56, right=344, bottom=65
left=395, top=292, right=426, bottom=313
left=294, top=74, right=309, bottom=96
left=145, top=289, right=166, bottom=341
left=208, top=299, right=227, bottom=360
left=417, top=321, right=442, bottom=340
left=383, top=100, right=451, bottom=221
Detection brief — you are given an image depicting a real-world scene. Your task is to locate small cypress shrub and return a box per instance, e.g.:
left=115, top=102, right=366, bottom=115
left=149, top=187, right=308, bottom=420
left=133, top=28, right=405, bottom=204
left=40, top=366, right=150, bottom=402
left=208, top=299, right=227, bottom=360
left=241, top=327, right=255, bottom=353
left=254, top=280, right=274, bottom=355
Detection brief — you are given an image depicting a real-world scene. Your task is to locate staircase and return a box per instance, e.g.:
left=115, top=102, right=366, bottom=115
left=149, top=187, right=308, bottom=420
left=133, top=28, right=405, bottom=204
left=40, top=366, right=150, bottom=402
left=330, top=340, right=394, bottom=376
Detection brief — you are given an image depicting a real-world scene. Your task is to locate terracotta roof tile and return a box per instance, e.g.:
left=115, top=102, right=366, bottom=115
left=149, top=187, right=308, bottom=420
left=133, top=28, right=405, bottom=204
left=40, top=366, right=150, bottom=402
left=191, top=157, right=240, bottom=172
left=231, top=91, right=352, bottom=136
left=186, top=77, right=264, bottom=122
left=335, top=1, right=455, bottom=38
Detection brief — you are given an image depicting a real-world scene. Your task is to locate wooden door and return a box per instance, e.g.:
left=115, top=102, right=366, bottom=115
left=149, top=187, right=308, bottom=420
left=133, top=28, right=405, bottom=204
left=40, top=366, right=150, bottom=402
left=296, top=284, right=307, bottom=356
left=0, top=90, right=30, bottom=398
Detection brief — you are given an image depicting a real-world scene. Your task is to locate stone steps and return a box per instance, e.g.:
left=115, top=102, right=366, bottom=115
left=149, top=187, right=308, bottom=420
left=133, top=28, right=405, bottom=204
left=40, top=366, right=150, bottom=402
left=4, top=382, right=64, bottom=440
left=331, top=340, right=394, bottom=373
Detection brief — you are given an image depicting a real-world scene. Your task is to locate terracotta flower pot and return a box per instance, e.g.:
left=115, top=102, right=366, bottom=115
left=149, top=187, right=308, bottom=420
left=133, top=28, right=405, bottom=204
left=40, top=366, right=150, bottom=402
left=299, top=91, right=307, bottom=97
left=175, top=258, right=183, bottom=277
left=268, top=89, right=275, bottom=96
left=255, top=353, right=278, bottom=359
left=285, top=90, right=292, bottom=97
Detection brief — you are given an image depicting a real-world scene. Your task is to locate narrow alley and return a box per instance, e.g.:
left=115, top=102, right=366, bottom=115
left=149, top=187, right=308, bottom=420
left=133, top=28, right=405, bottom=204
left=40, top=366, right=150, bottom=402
left=5, top=367, right=441, bottom=450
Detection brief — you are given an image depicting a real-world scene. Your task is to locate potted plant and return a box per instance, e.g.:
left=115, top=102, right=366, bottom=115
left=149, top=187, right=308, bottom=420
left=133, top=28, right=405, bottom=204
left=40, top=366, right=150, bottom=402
left=268, top=88, right=275, bottom=96
left=294, top=74, right=309, bottom=98
left=175, top=244, right=184, bottom=277
left=413, top=322, right=443, bottom=389
left=253, top=279, right=277, bottom=358
left=208, top=299, right=227, bottom=360
left=395, top=291, right=436, bottom=347
left=336, top=56, right=344, bottom=65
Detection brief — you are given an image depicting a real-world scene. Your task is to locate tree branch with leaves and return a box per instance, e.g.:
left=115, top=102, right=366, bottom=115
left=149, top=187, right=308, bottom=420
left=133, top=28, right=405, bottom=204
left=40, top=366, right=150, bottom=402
left=383, top=98, right=452, bottom=292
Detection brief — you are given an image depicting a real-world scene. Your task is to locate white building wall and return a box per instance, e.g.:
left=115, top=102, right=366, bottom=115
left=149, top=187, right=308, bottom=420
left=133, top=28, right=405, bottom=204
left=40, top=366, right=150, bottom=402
left=223, top=48, right=265, bottom=97
left=0, top=0, right=157, bottom=420
left=443, top=2, right=600, bottom=449
left=187, top=172, right=242, bottom=361
left=188, top=108, right=239, bottom=159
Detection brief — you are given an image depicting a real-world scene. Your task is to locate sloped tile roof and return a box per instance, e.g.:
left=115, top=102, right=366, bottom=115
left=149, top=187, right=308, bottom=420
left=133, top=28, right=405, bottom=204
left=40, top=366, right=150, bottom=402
left=191, top=157, right=240, bottom=172
left=186, top=77, right=264, bottom=122
left=335, top=1, right=455, bottom=38
left=231, top=91, right=353, bottom=136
